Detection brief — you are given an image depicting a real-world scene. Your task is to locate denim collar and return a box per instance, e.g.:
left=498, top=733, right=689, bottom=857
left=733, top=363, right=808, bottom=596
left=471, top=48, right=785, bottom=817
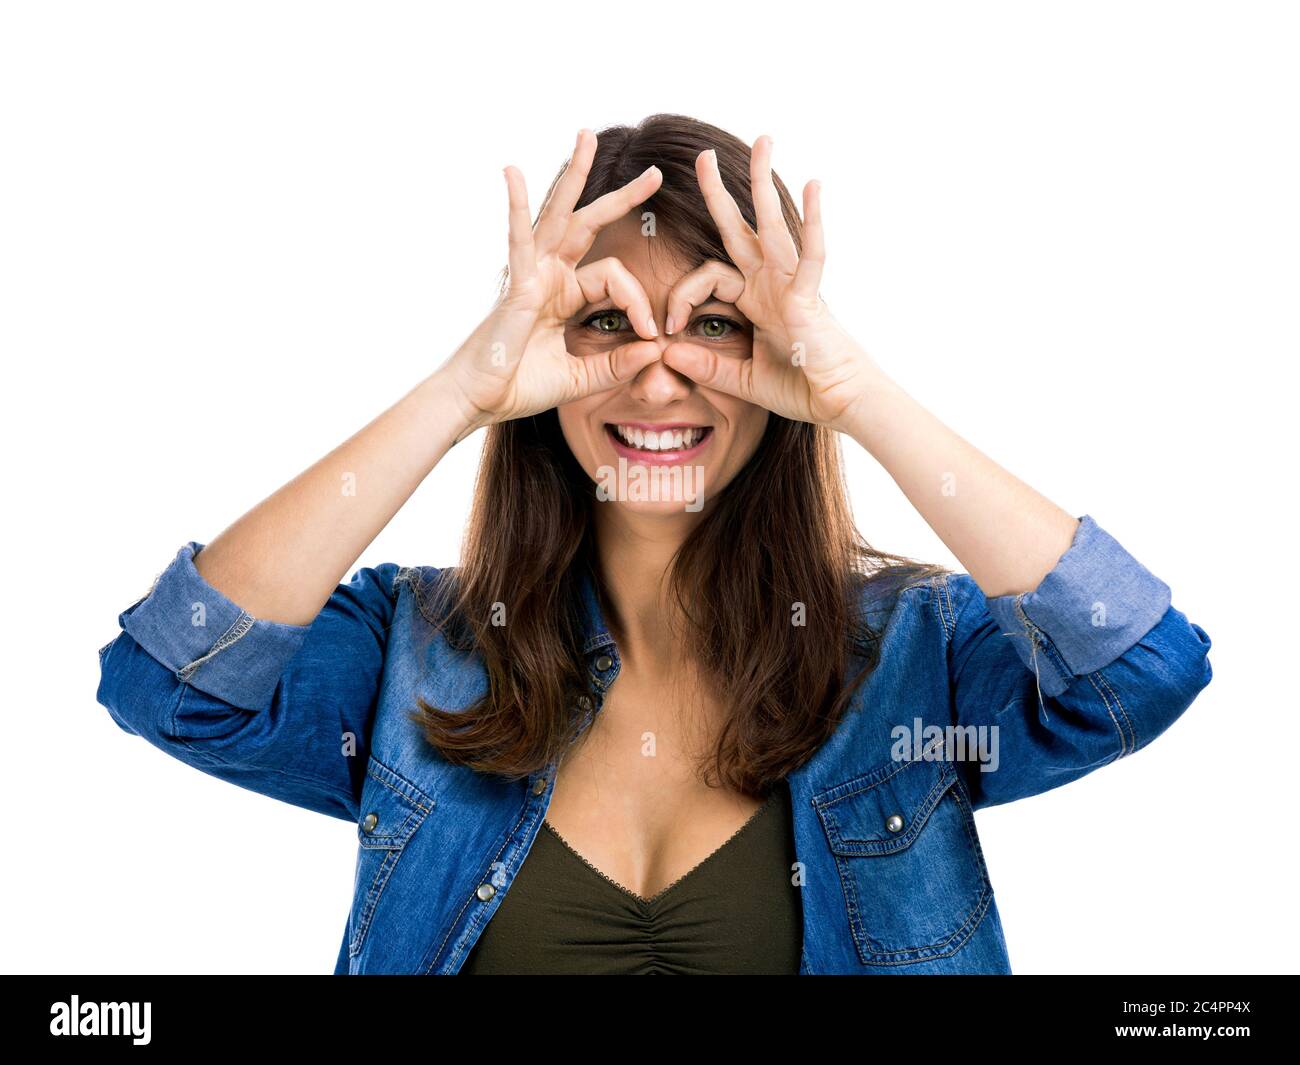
left=577, top=562, right=617, bottom=655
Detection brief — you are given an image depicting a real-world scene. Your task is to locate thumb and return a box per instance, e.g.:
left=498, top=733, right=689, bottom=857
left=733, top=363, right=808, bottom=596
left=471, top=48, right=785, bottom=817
left=571, top=341, right=662, bottom=397
left=661, top=341, right=752, bottom=401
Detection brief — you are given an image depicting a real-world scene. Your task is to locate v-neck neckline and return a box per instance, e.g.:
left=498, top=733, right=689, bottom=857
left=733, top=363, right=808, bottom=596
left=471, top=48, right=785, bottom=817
left=541, top=788, right=782, bottom=907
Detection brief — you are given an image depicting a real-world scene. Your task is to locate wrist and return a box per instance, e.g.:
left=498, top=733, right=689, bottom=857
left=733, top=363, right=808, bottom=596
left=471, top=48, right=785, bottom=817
left=416, top=367, right=493, bottom=446
left=833, top=366, right=908, bottom=446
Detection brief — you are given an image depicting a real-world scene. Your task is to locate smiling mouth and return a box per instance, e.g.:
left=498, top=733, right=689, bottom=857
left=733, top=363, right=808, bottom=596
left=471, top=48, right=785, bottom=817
left=605, top=423, right=714, bottom=456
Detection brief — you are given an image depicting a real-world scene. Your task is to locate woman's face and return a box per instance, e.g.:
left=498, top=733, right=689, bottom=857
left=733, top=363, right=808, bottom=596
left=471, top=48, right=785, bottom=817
left=557, top=213, right=769, bottom=515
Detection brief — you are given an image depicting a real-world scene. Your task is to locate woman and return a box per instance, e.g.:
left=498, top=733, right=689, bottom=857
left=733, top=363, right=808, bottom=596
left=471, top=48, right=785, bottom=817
left=96, top=113, right=1214, bottom=975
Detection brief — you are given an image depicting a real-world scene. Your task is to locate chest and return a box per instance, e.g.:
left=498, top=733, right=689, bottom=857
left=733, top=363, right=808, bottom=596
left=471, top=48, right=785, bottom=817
left=543, top=667, right=768, bottom=901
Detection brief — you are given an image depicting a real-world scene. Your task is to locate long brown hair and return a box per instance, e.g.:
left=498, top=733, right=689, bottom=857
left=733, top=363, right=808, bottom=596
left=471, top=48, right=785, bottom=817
left=408, top=113, right=950, bottom=796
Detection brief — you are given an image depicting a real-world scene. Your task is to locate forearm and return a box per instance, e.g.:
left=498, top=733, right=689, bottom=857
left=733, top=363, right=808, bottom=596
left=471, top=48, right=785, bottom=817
left=843, top=369, right=1080, bottom=598
left=193, top=368, right=472, bottom=625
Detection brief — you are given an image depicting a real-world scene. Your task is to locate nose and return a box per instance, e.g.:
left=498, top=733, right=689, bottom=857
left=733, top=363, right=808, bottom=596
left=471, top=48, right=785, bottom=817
left=625, top=335, right=693, bottom=405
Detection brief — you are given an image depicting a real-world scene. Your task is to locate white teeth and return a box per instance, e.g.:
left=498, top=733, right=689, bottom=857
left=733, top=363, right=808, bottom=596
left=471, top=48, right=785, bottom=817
left=611, top=425, right=708, bottom=451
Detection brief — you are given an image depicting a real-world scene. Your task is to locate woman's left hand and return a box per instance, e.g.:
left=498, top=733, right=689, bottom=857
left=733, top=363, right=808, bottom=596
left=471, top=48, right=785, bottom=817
left=660, top=135, right=882, bottom=434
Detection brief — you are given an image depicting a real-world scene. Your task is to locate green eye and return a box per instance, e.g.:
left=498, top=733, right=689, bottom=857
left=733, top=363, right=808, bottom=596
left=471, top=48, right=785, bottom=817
left=583, top=310, right=629, bottom=334
left=695, top=315, right=741, bottom=339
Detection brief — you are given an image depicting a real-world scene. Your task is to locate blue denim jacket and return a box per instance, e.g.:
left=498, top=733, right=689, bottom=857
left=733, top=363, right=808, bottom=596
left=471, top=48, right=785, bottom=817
left=95, top=514, right=1212, bottom=974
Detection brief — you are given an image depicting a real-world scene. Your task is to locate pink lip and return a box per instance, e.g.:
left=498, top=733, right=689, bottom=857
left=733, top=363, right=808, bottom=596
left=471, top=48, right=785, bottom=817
left=604, top=424, right=714, bottom=465
left=609, top=421, right=708, bottom=431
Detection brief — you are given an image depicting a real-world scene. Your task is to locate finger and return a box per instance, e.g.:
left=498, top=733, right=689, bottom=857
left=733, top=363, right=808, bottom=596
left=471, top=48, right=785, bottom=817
left=569, top=341, right=663, bottom=398
left=663, top=260, right=745, bottom=336
left=695, top=148, right=763, bottom=273
left=792, top=179, right=825, bottom=302
left=533, top=128, right=598, bottom=253
left=574, top=256, right=659, bottom=340
left=660, top=340, right=754, bottom=402
left=750, top=135, right=799, bottom=272
left=503, top=165, right=537, bottom=288
left=556, top=164, right=662, bottom=266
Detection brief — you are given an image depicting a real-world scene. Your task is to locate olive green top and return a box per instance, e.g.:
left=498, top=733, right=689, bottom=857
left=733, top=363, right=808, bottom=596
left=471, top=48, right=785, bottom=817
left=459, top=780, right=802, bottom=975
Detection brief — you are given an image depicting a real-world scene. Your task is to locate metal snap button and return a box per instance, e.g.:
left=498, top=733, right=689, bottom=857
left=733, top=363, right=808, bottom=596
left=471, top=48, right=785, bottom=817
left=531, top=776, right=548, bottom=796
left=594, top=654, right=613, bottom=672
left=362, top=812, right=378, bottom=832
left=885, top=814, right=905, bottom=833
left=476, top=883, right=496, bottom=901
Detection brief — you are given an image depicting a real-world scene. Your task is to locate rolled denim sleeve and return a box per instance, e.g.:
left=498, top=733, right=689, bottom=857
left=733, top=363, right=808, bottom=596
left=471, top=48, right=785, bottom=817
left=121, top=541, right=312, bottom=712
left=945, top=514, right=1213, bottom=809
left=97, top=541, right=405, bottom=821
left=983, top=515, right=1173, bottom=700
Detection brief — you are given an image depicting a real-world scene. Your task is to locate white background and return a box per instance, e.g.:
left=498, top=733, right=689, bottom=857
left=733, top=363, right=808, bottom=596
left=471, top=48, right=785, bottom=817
left=3, top=0, right=1295, bottom=975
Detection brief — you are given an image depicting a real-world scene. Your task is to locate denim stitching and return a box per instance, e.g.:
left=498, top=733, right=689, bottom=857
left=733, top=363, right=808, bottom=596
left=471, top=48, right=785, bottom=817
left=167, top=681, right=193, bottom=752
left=827, top=775, right=993, bottom=963
left=857, top=799, right=992, bottom=964
left=395, top=566, right=443, bottom=626
left=1091, top=669, right=1137, bottom=752
left=367, top=772, right=433, bottom=814
left=350, top=759, right=434, bottom=958
left=815, top=751, right=949, bottom=808
left=932, top=575, right=955, bottom=639
left=1082, top=672, right=1126, bottom=761
left=176, top=610, right=255, bottom=682
left=349, top=849, right=404, bottom=957
left=851, top=889, right=993, bottom=967
left=1086, top=671, right=1134, bottom=758
left=430, top=791, right=545, bottom=974
left=1006, top=593, right=1087, bottom=725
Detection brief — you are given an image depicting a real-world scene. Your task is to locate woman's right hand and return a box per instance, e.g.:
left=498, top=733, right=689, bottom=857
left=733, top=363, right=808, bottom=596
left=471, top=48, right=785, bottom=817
left=439, top=129, right=666, bottom=439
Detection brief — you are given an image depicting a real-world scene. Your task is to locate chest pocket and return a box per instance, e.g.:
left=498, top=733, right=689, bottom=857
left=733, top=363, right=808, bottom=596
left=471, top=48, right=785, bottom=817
left=347, top=754, right=435, bottom=960
left=812, top=754, right=992, bottom=965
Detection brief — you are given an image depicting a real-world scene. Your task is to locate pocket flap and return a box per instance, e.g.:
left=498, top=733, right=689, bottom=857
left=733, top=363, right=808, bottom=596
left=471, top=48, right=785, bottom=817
left=813, top=755, right=955, bottom=857
left=356, top=755, right=435, bottom=851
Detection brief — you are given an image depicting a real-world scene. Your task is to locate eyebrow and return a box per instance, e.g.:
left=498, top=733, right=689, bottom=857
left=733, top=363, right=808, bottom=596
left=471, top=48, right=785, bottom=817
left=574, top=297, right=743, bottom=316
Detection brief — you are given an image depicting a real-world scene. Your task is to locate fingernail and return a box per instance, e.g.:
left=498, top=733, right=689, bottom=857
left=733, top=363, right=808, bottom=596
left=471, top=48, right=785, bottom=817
left=665, top=315, right=675, bottom=335
left=647, top=316, right=659, bottom=337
